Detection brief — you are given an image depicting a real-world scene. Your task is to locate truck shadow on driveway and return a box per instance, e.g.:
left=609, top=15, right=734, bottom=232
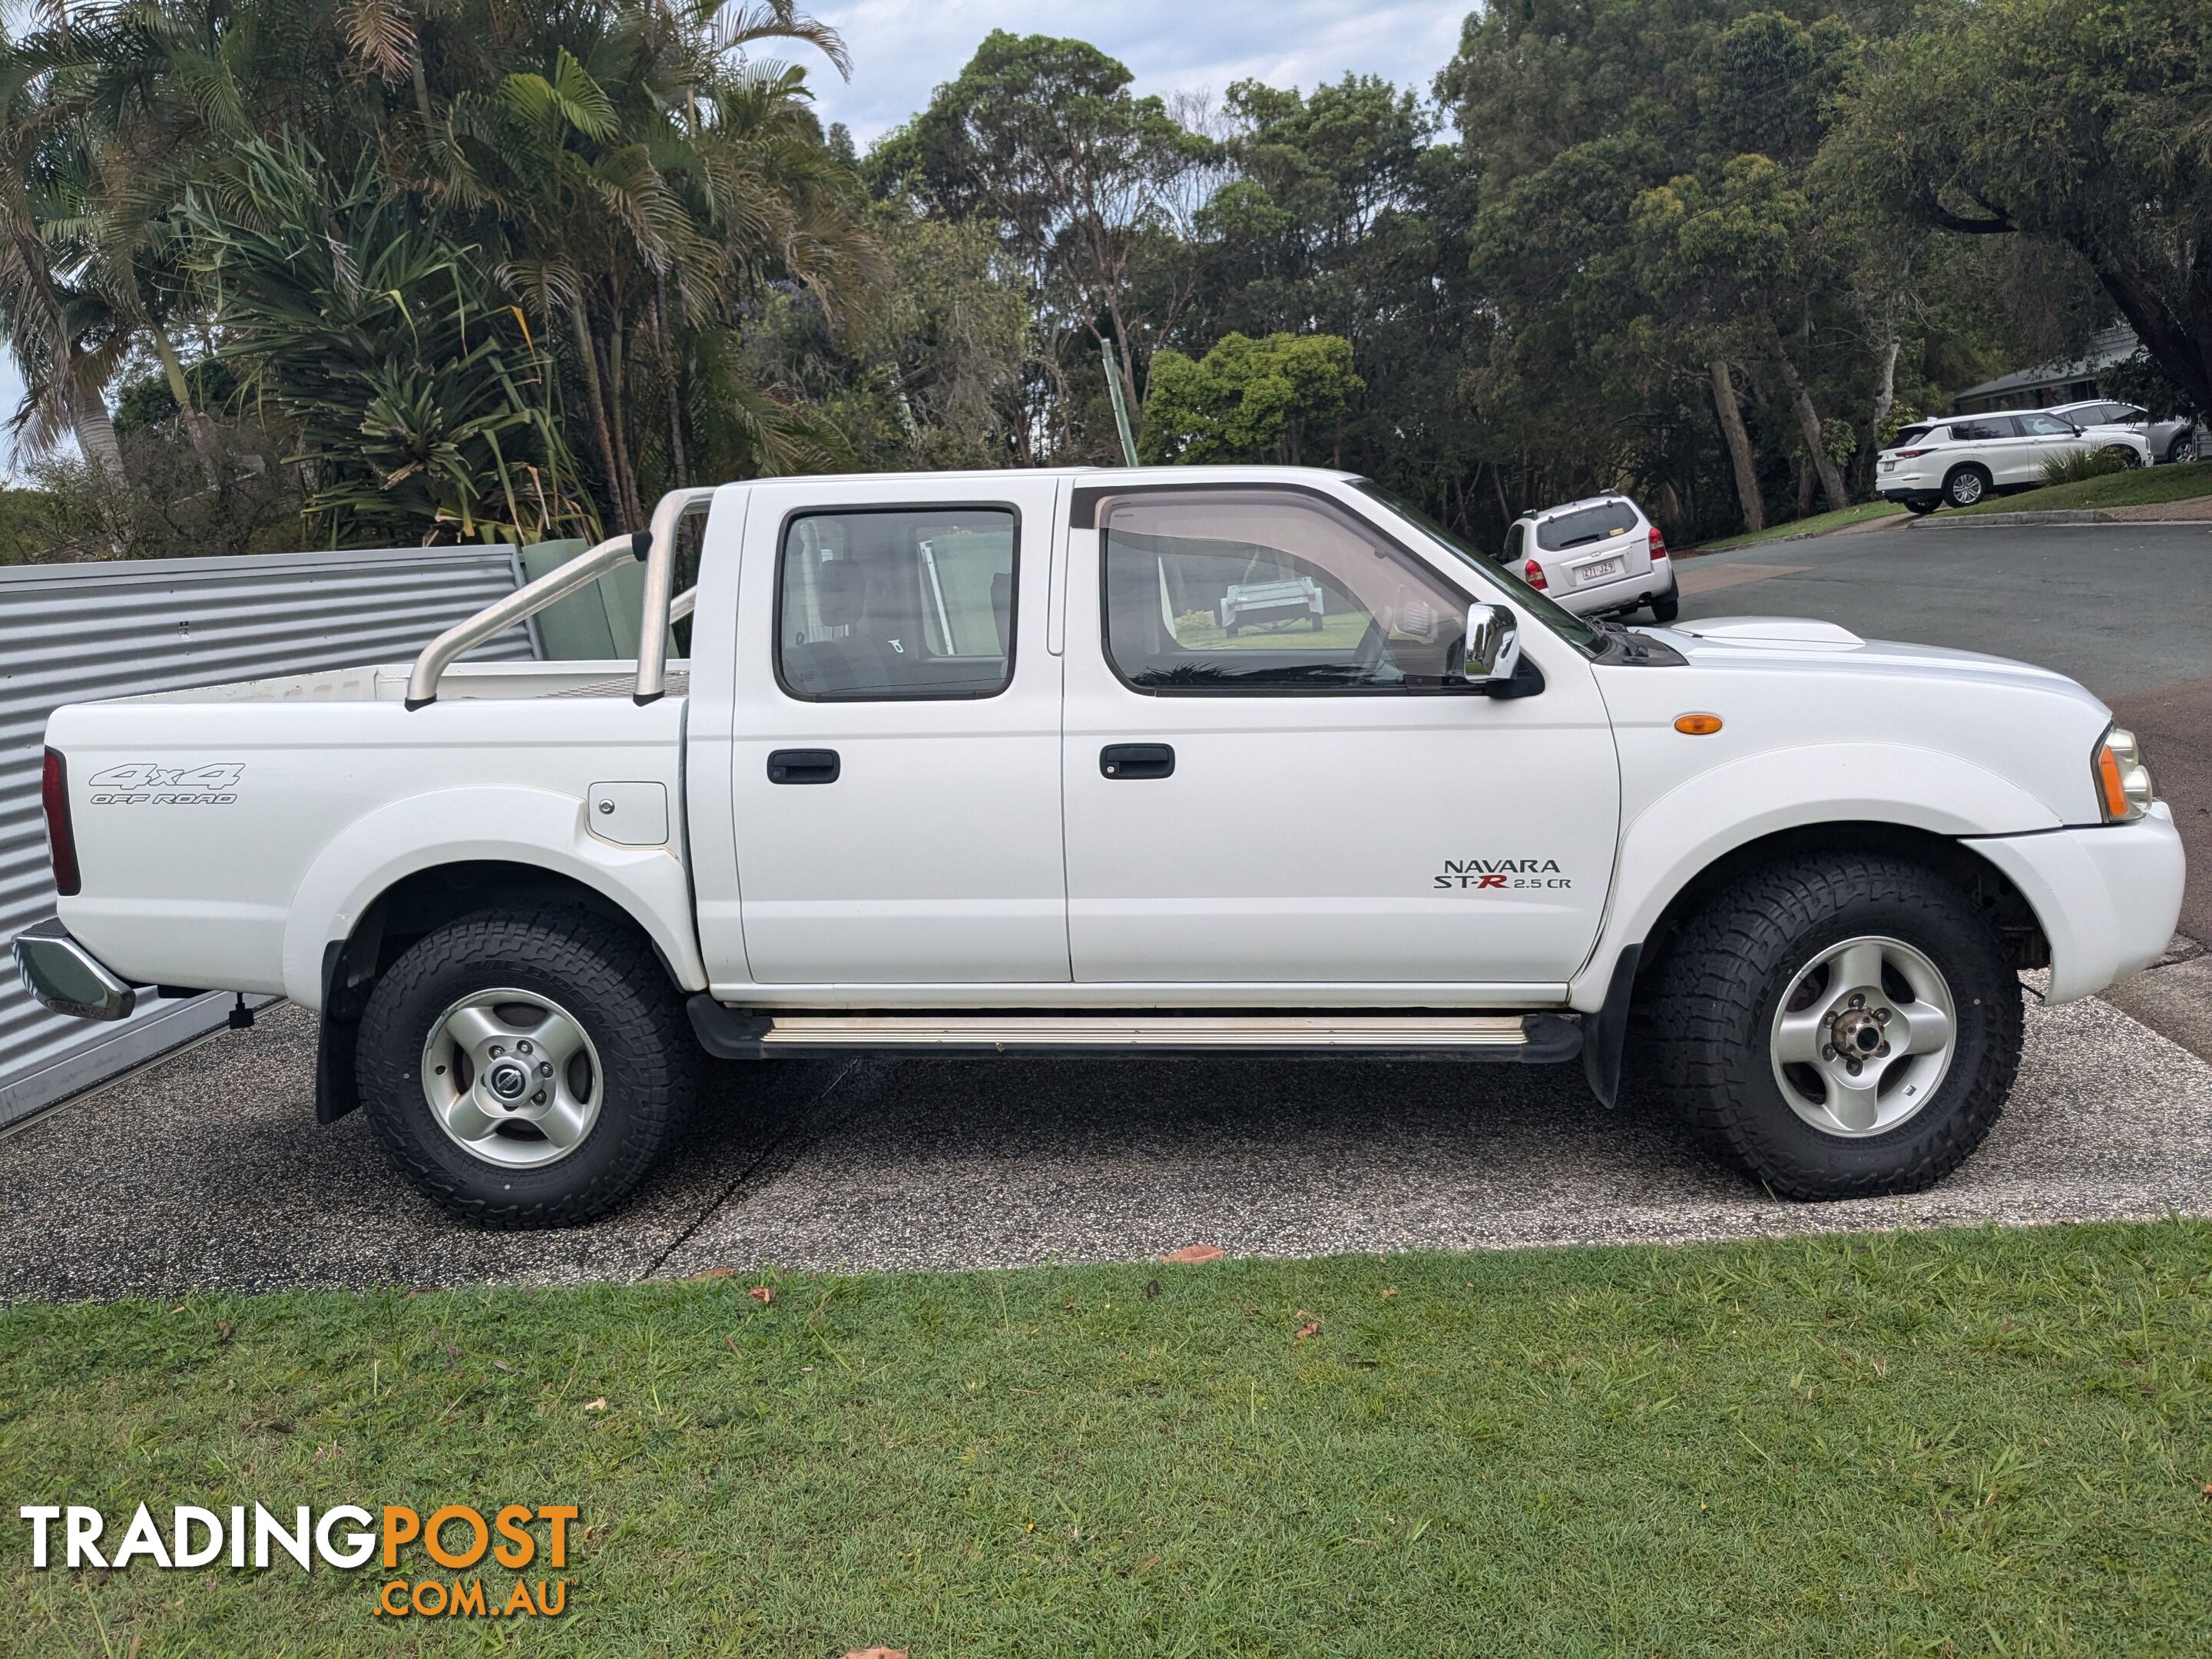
left=4, top=994, right=2208, bottom=1303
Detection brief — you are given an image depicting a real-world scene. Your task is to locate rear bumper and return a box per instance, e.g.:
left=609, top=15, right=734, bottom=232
left=1965, top=804, right=2187, bottom=1001
left=1552, top=565, right=1677, bottom=618
left=12, top=919, right=137, bottom=1022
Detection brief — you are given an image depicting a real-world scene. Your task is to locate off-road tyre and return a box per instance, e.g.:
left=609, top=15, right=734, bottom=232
left=1649, top=591, right=1681, bottom=623
left=1942, top=465, right=1991, bottom=508
left=1647, top=855, right=2022, bottom=1200
left=356, top=907, right=698, bottom=1227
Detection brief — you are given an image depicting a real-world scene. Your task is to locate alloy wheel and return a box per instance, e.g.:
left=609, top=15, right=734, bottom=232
left=418, top=988, right=604, bottom=1167
left=1770, top=935, right=1958, bottom=1137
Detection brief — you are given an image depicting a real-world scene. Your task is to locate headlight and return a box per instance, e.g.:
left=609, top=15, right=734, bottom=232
left=2094, top=726, right=2155, bottom=822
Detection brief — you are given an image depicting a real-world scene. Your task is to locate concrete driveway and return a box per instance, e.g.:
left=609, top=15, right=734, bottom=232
left=5, top=518, right=2209, bottom=1301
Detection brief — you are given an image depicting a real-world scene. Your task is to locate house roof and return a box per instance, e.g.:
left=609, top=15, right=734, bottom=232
left=1952, top=325, right=2137, bottom=406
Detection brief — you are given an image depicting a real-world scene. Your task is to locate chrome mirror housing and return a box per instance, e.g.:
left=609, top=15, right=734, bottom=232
left=1462, top=602, right=1522, bottom=687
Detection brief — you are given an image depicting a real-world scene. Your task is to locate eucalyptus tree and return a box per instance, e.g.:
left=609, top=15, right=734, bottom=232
left=869, top=31, right=1218, bottom=459
left=1830, top=0, right=2212, bottom=416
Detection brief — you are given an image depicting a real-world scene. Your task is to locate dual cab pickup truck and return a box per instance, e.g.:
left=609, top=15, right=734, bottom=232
left=15, top=468, right=2184, bottom=1227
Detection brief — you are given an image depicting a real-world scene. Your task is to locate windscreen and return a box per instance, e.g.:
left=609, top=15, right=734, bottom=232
left=1346, top=482, right=1602, bottom=657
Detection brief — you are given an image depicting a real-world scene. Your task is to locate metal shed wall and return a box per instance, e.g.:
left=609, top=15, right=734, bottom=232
left=1, top=545, right=533, bottom=1129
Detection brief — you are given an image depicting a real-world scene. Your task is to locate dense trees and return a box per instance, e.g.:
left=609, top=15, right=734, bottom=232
left=2, top=0, right=875, bottom=548
left=0, top=0, right=2196, bottom=557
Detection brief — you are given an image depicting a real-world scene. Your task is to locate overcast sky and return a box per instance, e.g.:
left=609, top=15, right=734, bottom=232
left=804, top=0, right=1469, bottom=144
left=1, top=1, right=1472, bottom=482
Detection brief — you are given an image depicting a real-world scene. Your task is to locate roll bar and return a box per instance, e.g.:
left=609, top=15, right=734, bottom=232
left=634, top=487, right=719, bottom=704
left=404, top=486, right=719, bottom=708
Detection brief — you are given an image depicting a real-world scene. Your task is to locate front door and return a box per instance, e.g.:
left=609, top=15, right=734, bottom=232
left=1060, top=483, right=1621, bottom=990
left=2016, top=409, right=2086, bottom=478
left=729, top=475, right=1068, bottom=985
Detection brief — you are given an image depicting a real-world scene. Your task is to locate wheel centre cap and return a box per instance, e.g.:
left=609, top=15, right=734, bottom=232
left=485, top=1059, right=531, bottom=1102
left=1830, top=1007, right=1887, bottom=1055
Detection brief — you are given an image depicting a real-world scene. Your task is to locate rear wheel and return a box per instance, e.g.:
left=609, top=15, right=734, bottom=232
left=357, top=908, right=697, bottom=1227
left=1942, top=466, right=1990, bottom=508
left=1647, top=855, right=2021, bottom=1199
left=1648, top=591, right=1680, bottom=623
left=2169, top=432, right=2197, bottom=465
left=1905, top=496, right=1939, bottom=516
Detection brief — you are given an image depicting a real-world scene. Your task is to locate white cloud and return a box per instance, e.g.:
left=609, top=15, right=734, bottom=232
left=801, top=0, right=1469, bottom=145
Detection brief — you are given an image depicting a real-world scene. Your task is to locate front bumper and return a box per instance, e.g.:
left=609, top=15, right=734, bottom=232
left=1966, top=803, right=2187, bottom=1002
left=12, top=919, right=137, bottom=1022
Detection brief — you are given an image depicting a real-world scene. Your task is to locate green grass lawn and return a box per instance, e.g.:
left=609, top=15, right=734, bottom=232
left=1170, top=609, right=1371, bottom=651
left=1954, top=459, right=2212, bottom=515
left=7, top=1223, right=2212, bottom=1656
left=1694, top=499, right=1906, bottom=553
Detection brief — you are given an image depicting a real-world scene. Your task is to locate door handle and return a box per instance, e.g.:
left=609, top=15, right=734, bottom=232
left=1100, top=743, right=1174, bottom=780
left=767, top=748, right=839, bottom=785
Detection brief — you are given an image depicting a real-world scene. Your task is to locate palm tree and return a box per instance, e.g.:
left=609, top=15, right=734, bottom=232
left=0, top=36, right=129, bottom=482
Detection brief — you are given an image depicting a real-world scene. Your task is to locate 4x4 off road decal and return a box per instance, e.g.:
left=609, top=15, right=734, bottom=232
left=1435, top=857, right=1571, bottom=891
left=86, top=762, right=243, bottom=806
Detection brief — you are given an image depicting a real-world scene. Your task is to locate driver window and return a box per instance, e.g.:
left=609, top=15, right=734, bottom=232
left=1098, top=489, right=1470, bottom=692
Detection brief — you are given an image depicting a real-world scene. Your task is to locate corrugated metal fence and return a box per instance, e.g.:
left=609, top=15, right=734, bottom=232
left=1, top=545, right=535, bottom=1129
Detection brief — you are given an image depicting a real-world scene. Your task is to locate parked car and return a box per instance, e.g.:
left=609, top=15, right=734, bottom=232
left=15, top=468, right=2181, bottom=1222
left=1503, top=494, right=1677, bottom=621
left=2046, top=399, right=2202, bottom=466
left=1876, top=412, right=2152, bottom=512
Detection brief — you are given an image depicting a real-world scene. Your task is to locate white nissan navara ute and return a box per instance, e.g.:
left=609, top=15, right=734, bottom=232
left=15, top=469, right=2184, bottom=1226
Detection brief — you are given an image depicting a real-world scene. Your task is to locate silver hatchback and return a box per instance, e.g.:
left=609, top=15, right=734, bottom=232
left=1502, top=495, right=1678, bottom=621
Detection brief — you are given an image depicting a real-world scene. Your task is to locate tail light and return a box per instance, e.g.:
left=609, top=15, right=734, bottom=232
left=1648, top=525, right=1668, bottom=559
left=41, top=747, right=81, bottom=896
left=1891, top=448, right=1930, bottom=459
left=1522, top=559, right=1548, bottom=591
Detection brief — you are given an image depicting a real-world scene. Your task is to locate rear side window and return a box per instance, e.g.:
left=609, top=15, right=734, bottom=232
left=1535, top=500, right=1637, bottom=551
left=777, top=507, right=1016, bottom=700
left=1951, top=416, right=2018, bottom=441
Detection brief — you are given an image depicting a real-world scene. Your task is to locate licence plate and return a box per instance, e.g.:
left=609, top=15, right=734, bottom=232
left=1879, top=459, right=1896, bottom=472
left=1575, top=558, right=1623, bottom=584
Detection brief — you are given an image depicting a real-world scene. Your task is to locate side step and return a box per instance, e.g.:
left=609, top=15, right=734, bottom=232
left=687, top=998, right=1581, bottom=1064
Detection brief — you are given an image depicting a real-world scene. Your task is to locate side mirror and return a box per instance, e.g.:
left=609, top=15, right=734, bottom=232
left=1462, top=602, right=1522, bottom=688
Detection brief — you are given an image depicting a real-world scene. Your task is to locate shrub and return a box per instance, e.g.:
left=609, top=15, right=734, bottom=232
left=2038, top=447, right=2131, bottom=488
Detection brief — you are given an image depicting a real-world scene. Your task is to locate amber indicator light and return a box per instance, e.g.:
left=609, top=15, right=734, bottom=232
left=1674, top=714, right=1724, bottom=736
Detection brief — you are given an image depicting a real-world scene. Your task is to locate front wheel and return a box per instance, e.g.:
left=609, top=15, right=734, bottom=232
left=357, top=908, right=699, bottom=1227
left=1647, top=855, right=2022, bottom=1199
left=2103, top=445, right=2144, bottom=469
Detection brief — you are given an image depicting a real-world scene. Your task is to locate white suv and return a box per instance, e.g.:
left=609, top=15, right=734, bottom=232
left=1503, top=494, right=1677, bottom=621
left=1877, top=411, right=2151, bottom=512
left=2046, top=399, right=2202, bottom=466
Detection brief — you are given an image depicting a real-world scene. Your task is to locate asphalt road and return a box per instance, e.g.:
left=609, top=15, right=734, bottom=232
left=5, top=517, right=2208, bottom=1300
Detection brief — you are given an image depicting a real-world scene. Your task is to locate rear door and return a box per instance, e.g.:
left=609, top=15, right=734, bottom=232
left=727, top=475, right=1069, bottom=985
left=1951, top=414, right=2023, bottom=484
